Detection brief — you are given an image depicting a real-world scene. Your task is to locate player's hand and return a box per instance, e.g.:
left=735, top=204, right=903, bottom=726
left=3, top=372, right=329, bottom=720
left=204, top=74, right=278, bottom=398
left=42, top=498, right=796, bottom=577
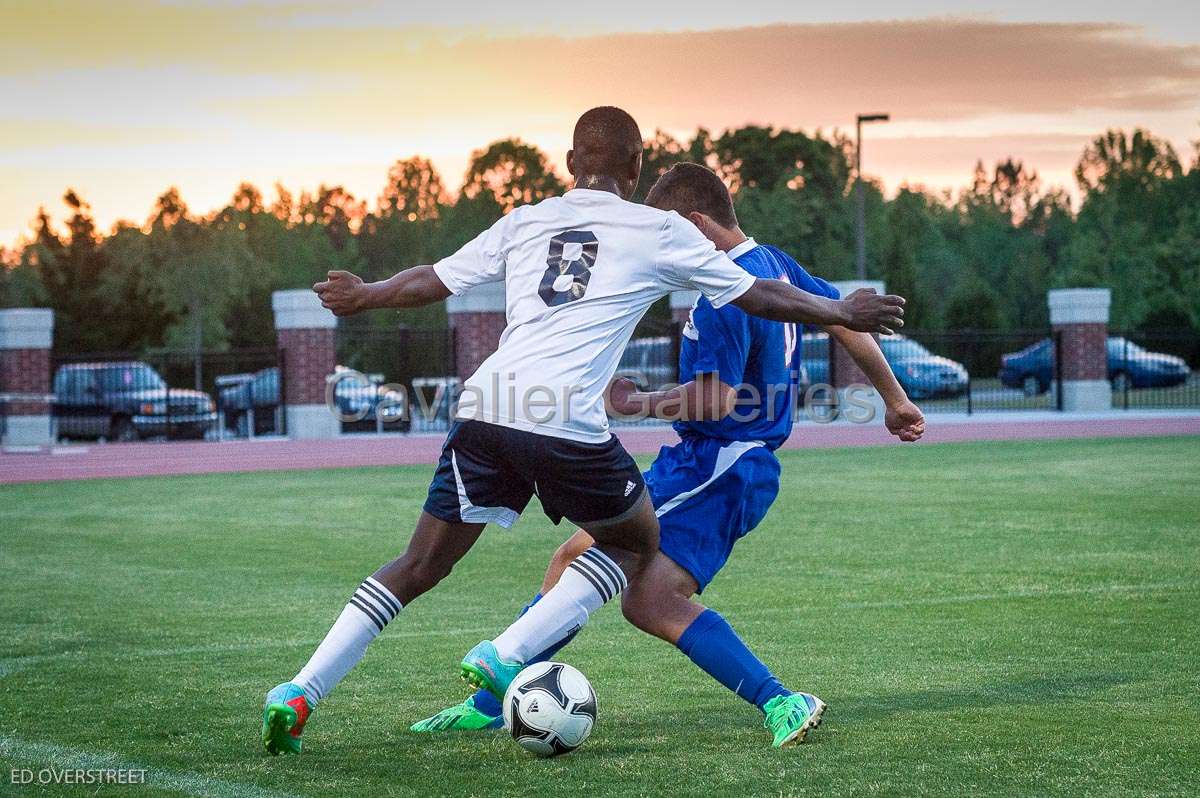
left=841, top=288, right=905, bottom=335
left=885, top=399, right=925, bottom=442
left=314, top=271, right=368, bottom=316
left=604, top=377, right=642, bottom=418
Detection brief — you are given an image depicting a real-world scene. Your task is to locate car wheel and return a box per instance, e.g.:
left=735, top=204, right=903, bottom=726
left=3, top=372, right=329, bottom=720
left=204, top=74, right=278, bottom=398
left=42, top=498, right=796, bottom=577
left=1021, top=375, right=1041, bottom=397
left=1111, top=371, right=1130, bottom=392
left=109, top=416, right=138, bottom=443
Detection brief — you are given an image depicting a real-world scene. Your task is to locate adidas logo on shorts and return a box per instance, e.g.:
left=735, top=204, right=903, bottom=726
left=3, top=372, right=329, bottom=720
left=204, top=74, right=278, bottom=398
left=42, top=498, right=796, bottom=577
left=624, top=481, right=636, bottom=496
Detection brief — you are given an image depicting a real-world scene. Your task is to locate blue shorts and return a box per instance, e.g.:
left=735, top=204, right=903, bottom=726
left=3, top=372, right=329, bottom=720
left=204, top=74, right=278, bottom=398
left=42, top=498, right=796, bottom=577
left=646, top=436, right=781, bottom=592
left=423, top=420, right=646, bottom=528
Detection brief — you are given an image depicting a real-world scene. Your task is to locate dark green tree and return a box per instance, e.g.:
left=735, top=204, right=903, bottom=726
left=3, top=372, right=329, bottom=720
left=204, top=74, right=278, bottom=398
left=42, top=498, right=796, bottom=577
left=631, top=130, right=689, bottom=204
left=142, top=188, right=258, bottom=352
left=880, top=188, right=936, bottom=329
left=6, top=122, right=1199, bottom=357
left=24, top=192, right=114, bottom=352
left=378, top=157, right=445, bottom=221
left=1076, top=129, right=1182, bottom=195
left=461, top=139, right=564, bottom=213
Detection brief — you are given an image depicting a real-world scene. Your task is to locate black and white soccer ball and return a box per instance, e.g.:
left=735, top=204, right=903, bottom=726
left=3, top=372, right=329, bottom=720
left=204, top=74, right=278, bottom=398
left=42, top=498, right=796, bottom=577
left=502, top=661, right=597, bottom=757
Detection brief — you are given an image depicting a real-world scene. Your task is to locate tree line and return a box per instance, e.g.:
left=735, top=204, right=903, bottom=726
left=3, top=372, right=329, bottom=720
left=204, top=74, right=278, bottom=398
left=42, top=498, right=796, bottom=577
left=1, top=127, right=1197, bottom=355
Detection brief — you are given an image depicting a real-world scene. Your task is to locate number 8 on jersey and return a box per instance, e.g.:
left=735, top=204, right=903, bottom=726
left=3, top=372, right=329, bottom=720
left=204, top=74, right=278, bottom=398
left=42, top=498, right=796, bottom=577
left=539, top=230, right=599, bottom=307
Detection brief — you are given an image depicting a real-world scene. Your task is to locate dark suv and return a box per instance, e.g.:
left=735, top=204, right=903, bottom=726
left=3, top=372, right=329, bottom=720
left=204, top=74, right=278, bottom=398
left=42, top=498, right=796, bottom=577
left=52, top=361, right=217, bottom=442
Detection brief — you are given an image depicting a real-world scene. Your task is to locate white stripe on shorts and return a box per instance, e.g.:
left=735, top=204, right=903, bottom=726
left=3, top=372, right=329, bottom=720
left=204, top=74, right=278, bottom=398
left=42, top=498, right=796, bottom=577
left=451, top=450, right=520, bottom=527
left=654, top=440, right=765, bottom=518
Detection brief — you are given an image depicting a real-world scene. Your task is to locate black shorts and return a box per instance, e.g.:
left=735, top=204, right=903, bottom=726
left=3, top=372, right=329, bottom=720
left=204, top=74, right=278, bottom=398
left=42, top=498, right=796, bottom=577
left=423, top=420, right=645, bottom=528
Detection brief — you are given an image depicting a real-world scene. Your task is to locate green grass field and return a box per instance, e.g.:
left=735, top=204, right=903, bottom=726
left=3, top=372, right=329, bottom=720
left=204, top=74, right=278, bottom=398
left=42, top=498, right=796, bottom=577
left=2, top=436, right=1198, bottom=797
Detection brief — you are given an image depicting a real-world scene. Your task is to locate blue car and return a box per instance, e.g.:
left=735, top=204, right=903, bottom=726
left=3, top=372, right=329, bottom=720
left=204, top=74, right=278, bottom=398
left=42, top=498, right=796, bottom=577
left=801, top=333, right=832, bottom=387
left=801, top=333, right=969, bottom=399
left=999, top=337, right=1190, bottom=395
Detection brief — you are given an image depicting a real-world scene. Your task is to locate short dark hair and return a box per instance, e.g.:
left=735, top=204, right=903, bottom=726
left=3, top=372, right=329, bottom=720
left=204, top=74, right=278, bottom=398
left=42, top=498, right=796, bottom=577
left=572, top=106, right=642, bottom=178
left=645, top=163, right=738, bottom=229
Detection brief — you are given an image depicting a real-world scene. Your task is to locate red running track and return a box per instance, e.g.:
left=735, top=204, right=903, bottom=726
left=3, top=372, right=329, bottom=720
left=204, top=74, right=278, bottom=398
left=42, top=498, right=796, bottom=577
left=3, top=414, right=1197, bottom=485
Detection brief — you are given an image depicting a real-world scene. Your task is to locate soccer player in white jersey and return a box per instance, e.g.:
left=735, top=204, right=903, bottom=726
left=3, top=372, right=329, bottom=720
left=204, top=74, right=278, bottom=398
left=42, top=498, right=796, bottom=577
left=417, top=163, right=924, bottom=747
left=260, top=106, right=906, bottom=755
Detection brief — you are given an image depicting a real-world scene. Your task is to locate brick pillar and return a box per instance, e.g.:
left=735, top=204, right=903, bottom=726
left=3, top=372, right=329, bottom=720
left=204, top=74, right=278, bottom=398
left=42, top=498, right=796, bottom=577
left=0, top=309, right=54, bottom=446
left=272, top=289, right=339, bottom=438
left=670, top=290, right=699, bottom=324
left=1048, top=288, right=1111, bottom=412
left=828, top=281, right=886, bottom=422
left=446, top=281, right=506, bottom=380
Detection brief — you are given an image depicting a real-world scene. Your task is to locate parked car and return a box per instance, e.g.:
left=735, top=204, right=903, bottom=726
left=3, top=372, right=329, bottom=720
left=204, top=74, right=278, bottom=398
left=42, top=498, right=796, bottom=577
left=999, top=336, right=1191, bottom=395
left=217, top=367, right=280, bottom=436
left=327, top=367, right=410, bottom=433
left=801, top=332, right=831, bottom=386
left=801, top=333, right=969, bottom=399
left=998, top=339, right=1053, bottom=396
left=880, top=336, right=970, bottom=399
left=617, top=336, right=676, bottom=390
left=613, top=336, right=811, bottom=407
left=52, top=361, right=216, bottom=442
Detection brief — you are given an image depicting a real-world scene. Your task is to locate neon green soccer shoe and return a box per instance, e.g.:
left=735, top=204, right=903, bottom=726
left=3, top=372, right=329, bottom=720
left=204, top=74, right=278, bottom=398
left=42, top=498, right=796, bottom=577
left=763, top=692, right=826, bottom=748
left=262, top=682, right=313, bottom=755
left=409, top=695, right=504, bottom=733
left=459, top=640, right=523, bottom=700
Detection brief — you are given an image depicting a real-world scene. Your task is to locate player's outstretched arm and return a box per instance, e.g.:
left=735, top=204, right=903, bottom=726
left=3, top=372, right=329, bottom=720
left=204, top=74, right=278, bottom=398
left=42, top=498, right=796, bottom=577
left=604, top=374, right=736, bottom=423
left=731, top=281, right=905, bottom=335
left=825, top=325, right=925, bottom=442
left=313, top=266, right=452, bottom=316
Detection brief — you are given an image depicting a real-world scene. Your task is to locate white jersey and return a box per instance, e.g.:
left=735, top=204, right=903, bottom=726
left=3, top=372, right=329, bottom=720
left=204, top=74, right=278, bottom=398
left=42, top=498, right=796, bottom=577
left=433, top=188, right=757, bottom=443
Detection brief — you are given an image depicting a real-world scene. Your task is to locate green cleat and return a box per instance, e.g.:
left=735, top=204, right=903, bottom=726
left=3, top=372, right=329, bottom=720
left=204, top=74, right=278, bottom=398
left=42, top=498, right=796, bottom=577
left=409, top=695, right=504, bottom=733
left=763, top=692, right=826, bottom=748
left=262, top=682, right=313, bottom=755
left=459, top=640, right=523, bottom=700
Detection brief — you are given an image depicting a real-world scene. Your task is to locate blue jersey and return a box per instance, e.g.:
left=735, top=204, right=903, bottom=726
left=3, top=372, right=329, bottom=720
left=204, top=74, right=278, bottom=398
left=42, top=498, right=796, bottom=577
left=673, top=238, right=839, bottom=450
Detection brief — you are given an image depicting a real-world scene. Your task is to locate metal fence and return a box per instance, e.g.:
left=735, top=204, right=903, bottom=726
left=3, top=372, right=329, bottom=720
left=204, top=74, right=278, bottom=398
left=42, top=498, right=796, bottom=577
left=334, top=325, right=458, bottom=433
left=920, top=328, right=1200, bottom=412
left=889, top=330, right=1062, bottom=413
left=39, top=326, right=1198, bottom=445
left=615, top=326, right=1200, bottom=417
left=610, top=317, right=682, bottom=429
left=50, top=348, right=280, bottom=443
left=1109, top=330, right=1200, bottom=409
left=610, top=327, right=1069, bottom=420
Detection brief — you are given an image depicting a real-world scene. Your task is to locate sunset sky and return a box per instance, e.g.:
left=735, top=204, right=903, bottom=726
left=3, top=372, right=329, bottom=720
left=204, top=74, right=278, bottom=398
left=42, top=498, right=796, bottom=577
left=3, top=1, right=1199, bottom=248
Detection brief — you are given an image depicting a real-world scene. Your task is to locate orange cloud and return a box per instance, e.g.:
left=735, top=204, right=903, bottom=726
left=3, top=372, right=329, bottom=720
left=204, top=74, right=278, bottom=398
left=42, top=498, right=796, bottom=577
left=216, top=19, right=1200, bottom=130
left=3, top=12, right=1198, bottom=243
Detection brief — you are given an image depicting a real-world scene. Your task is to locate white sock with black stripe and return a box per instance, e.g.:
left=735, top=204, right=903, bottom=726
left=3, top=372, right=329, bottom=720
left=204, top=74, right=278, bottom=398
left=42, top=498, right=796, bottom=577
left=292, top=577, right=402, bottom=706
left=492, top=547, right=628, bottom=664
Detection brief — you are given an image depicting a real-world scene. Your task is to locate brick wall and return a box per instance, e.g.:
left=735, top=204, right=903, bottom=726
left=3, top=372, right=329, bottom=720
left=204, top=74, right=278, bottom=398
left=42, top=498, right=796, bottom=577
left=0, top=348, right=50, bottom=414
left=1054, top=322, right=1107, bottom=381
left=450, top=312, right=506, bottom=380
left=277, top=328, right=335, bottom=405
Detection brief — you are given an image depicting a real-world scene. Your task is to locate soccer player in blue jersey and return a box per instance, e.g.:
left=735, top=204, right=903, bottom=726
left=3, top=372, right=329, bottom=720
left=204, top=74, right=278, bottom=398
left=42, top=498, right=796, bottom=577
left=264, top=109, right=907, bottom=757
left=415, top=163, right=925, bottom=747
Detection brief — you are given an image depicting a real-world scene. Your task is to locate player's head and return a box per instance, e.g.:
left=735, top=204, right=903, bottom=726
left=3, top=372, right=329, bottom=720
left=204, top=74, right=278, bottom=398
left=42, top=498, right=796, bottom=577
left=645, top=162, right=740, bottom=243
left=567, top=106, right=643, bottom=199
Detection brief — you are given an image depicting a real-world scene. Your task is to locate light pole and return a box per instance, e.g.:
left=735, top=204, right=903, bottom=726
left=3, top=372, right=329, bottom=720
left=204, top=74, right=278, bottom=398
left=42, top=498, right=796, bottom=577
left=855, top=112, right=890, bottom=280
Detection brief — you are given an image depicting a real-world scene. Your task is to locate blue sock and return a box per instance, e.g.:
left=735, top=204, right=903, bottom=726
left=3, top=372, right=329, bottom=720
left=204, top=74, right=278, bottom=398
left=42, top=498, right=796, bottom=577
left=471, top=593, right=579, bottom=717
left=676, top=609, right=791, bottom=712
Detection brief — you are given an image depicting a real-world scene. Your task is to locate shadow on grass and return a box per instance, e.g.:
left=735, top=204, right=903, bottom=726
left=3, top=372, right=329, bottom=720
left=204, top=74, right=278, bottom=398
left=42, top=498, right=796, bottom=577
left=837, top=671, right=1136, bottom=722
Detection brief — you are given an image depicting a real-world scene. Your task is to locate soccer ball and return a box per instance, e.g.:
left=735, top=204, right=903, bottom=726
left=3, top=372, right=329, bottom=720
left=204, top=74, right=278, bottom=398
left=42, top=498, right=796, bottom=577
left=502, top=661, right=597, bottom=757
